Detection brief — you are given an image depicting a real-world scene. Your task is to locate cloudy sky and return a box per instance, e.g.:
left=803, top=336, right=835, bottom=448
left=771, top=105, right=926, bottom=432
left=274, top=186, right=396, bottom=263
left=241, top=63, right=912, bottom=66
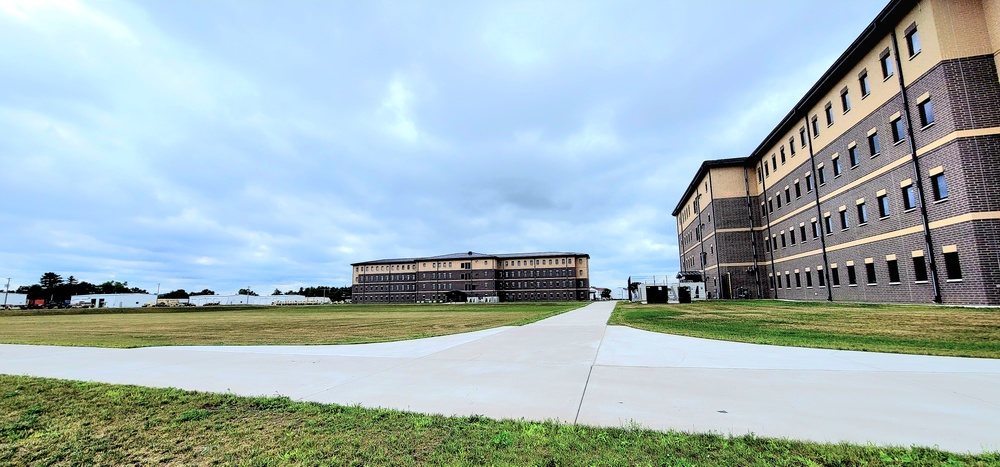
left=0, top=0, right=888, bottom=296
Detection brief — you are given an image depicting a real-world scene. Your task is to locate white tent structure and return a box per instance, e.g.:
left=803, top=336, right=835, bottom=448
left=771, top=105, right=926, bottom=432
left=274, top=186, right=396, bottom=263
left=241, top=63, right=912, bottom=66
left=2, top=293, right=27, bottom=308
left=186, top=294, right=332, bottom=306
left=71, top=294, right=158, bottom=308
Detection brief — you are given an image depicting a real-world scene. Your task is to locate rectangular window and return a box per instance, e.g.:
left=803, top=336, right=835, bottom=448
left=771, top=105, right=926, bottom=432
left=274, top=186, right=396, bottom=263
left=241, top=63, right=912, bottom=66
left=848, top=146, right=859, bottom=167
left=790, top=229, right=796, bottom=245
left=799, top=225, right=807, bottom=241
left=800, top=128, right=807, bottom=147
left=794, top=181, right=801, bottom=198
left=825, top=103, right=834, bottom=126
left=765, top=163, right=770, bottom=177
left=918, top=99, right=935, bottom=127
left=776, top=195, right=782, bottom=209
left=805, top=174, right=813, bottom=192
left=806, top=271, right=813, bottom=287
left=758, top=167, right=764, bottom=182
left=770, top=155, right=776, bottom=171
left=811, top=116, right=820, bottom=137
left=772, top=235, right=778, bottom=251
left=865, top=262, right=877, bottom=284
left=902, top=185, right=917, bottom=210
left=891, top=118, right=905, bottom=143
left=785, top=272, right=791, bottom=289
left=913, top=255, right=928, bottom=282
left=789, top=138, right=796, bottom=156
left=780, top=232, right=786, bottom=248
left=880, top=49, right=893, bottom=79
left=831, top=266, right=841, bottom=286
left=841, top=88, right=851, bottom=113
left=761, top=203, right=767, bottom=218
left=824, top=215, right=833, bottom=234
left=833, top=157, right=842, bottom=176
left=776, top=274, right=782, bottom=289
left=795, top=272, right=801, bottom=288
left=784, top=188, right=791, bottom=204
left=769, top=199, right=774, bottom=213
left=818, top=269, right=826, bottom=287
left=857, top=202, right=869, bottom=224
left=818, top=166, right=827, bottom=185
left=944, top=249, right=963, bottom=280
left=887, top=259, right=900, bottom=283
left=878, top=194, right=891, bottom=218
left=780, top=147, right=786, bottom=164
left=847, top=265, right=858, bottom=285
left=868, top=131, right=881, bottom=156
left=905, top=25, right=921, bottom=57
left=931, top=173, right=948, bottom=201
left=859, top=70, right=871, bottom=97
left=811, top=220, right=819, bottom=239
left=839, top=210, right=850, bottom=230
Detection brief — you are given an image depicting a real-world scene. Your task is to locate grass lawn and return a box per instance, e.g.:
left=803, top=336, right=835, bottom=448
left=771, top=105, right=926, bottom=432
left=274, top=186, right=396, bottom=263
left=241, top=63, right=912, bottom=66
left=0, top=303, right=582, bottom=348
left=610, top=300, right=1000, bottom=358
left=2, top=375, right=995, bottom=465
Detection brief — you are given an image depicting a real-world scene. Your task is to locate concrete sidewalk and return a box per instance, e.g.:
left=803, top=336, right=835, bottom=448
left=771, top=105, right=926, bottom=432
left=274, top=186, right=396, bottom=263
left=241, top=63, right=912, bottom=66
left=2, top=301, right=999, bottom=454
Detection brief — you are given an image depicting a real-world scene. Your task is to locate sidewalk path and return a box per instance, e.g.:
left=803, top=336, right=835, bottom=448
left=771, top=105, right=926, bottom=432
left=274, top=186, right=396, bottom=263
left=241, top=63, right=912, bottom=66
left=2, top=301, right=998, bottom=453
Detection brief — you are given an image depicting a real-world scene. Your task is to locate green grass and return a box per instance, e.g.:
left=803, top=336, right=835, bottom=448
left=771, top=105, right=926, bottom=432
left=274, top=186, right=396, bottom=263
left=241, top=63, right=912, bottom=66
left=1, top=375, right=995, bottom=465
left=0, top=303, right=582, bottom=348
left=610, top=300, right=1000, bottom=358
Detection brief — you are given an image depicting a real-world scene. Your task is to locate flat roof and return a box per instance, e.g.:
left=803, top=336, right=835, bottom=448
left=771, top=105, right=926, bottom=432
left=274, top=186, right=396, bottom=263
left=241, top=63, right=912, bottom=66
left=352, top=251, right=590, bottom=266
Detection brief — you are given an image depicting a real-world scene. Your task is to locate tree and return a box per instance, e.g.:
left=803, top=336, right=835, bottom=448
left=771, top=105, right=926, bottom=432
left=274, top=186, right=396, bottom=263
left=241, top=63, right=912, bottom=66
left=190, top=289, right=215, bottom=296
left=160, top=289, right=190, bottom=299
left=600, top=289, right=612, bottom=300
left=238, top=288, right=258, bottom=296
left=39, top=272, right=64, bottom=290
left=272, top=289, right=283, bottom=295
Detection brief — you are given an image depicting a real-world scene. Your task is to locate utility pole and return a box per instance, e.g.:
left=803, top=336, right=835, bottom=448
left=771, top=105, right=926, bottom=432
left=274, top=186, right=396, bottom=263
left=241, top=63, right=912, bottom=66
left=3, top=278, right=10, bottom=308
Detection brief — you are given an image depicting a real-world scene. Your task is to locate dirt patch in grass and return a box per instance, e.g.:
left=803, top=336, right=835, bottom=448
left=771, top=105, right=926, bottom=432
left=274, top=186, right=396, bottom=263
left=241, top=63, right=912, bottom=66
left=0, top=303, right=582, bottom=348
left=610, top=300, right=1000, bottom=358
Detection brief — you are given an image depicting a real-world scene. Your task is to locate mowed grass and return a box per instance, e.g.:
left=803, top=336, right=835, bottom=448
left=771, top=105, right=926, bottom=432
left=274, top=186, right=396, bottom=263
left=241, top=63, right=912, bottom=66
left=610, top=300, right=1000, bottom=358
left=2, top=375, right=995, bottom=465
left=0, top=303, right=581, bottom=348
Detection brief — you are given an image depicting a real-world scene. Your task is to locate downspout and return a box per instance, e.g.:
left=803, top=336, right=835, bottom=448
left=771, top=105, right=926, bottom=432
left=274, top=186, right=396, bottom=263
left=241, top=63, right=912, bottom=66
left=759, top=165, right=779, bottom=299
left=743, top=165, right=763, bottom=298
left=696, top=191, right=708, bottom=289
left=708, top=171, right=724, bottom=297
left=803, top=114, right=834, bottom=301
left=890, top=29, right=942, bottom=303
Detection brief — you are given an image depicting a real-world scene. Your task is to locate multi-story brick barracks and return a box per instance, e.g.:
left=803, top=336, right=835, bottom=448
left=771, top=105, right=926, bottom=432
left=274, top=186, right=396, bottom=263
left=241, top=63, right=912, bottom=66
left=673, top=0, right=1000, bottom=305
left=351, top=252, right=591, bottom=303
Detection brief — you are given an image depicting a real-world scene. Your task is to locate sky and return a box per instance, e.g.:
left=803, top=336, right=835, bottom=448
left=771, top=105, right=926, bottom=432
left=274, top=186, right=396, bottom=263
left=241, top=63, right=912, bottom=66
left=0, top=0, right=889, bottom=296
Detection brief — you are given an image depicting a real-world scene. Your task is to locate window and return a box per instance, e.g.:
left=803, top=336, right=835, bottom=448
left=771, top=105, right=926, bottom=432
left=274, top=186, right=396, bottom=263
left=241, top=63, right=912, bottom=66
left=776, top=195, right=782, bottom=209
left=905, top=24, right=921, bottom=57
left=857, top=202, right=868, bottom=224
left=776, top=274, right=782, bottom=289
left=811, top=116, right=820, bottom=137
left=878, top=193, right=891, bottom=218
left=825, top=103, right=834, bottom=126
left=833, top=157, right=842, bottom=176
left=771, top=235, right=778, bottom=251
left=931, top=172, right=948, bottom=200
left=758, top=167, right=764, bottom=182
left=847, top=264, right=858, bottom=285
left=918, top=99, right=935, bottom=127
left=811, top=220, right=819, bottom=238
left=887, top=259, right=900, bottom=283
left=805, top=271, right=813, bottom=287
left=780, top=147, right=786, bottom=164
left=789, top=138, right=796, bottom=156
left=824, top=214, right=833, bottom=234
left=780, top=232, right=786, bottom=248
left=859, top=70, right=871, bottom=97
left=761, top=202, right=767, bottom=218
left=772, top=155, right=777, bottom=171
left=790, top=229, right=796, bottom=245
left=913, top=254, right=928, bottom=282
left=868, top=131, right=881, bottom=156
left=865, top=262, right=877, bottom=285
left=891, top=118, right=905, bottom=143
left=799, top=225, right=807, bottom=241
left=805, top=174, right=813, bottom=192
left=785, top=272, right=791, bottom=289
left=880, top=49, right=893, bottom=79
left=831, top=265, right=841, bottom=286
left=765, top=163, right=770, bottom=177
left=848, top=145, right=859, bottom=167
left=902, top=185, right=917, bottom=210
left=794, top=181, right=801, bottom=198
left=784, top=188, right=791, bottom=204
left=795, top=272, right=801, bottom=288
left=818, top=166, right=827, bottom=185
left=841, top=88, right=851, bottom=113
left=800, top=128, right=807, bottom=147
left=839, top=210, right=849, bottom=230
left=768, top=198, right=774, bottom=213
left=818, top=268, right=826, bottom=287
left=944, top=248, right=963, bottom=280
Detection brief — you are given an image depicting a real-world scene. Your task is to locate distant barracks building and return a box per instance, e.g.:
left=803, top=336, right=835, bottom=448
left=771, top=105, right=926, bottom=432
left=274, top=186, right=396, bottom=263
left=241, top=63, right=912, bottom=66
left=352, top=252, right=591, bottom=303
left=673, top=0, right=1000, bottom=305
